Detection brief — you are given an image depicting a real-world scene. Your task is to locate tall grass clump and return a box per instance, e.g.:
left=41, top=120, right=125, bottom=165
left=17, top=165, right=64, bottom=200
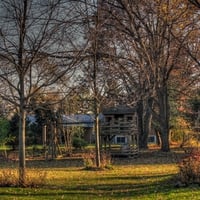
left=0, top=168, right=18, bottom=187
left=24, top=169, right=47, bottom=187
left=0, top=168, right=47, bottom=187
left=178, top=148, right=200, bottom=186
left=82, top=150, right=113, bottom=170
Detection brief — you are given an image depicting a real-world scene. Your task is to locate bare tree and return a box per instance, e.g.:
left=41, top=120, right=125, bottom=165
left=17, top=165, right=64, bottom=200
left=188, top=0, right=200, bottom=8
left=0, top=0, right=85, bottom=185
left=77, top=0, right=120, bottom=167
left=102, top=0, right=199, bottom=151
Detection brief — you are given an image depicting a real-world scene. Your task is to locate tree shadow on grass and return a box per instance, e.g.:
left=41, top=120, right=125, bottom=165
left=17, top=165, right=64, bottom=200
left=0, top=174, right=197, bottom=200
left=44, top=173, right=178, bottom=199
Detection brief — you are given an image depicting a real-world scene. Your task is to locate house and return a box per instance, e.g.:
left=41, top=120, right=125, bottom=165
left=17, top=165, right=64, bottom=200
left=100, top=105, right=139, bottom=156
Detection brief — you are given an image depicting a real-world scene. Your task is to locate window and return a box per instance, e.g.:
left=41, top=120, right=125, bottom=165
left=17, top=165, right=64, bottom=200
left=127, top=116, right=133, bottom=121
left=116, top=136, right=126, bottom=144
left=106, top=116, right=112, bottom=122
left=148, top=135, right=156, bottom=144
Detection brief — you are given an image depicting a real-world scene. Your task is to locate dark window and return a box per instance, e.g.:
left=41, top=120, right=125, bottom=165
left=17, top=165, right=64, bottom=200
left=106, top=117, right=112, bottom=122
left=127, top=116, right=133, bottom=121
left=117, top=136, right=126, bottom=144
left=148, top=135, right=156, bottom=143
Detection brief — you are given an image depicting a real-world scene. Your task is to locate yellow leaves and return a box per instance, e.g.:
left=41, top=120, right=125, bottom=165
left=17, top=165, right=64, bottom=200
left=155, top=0, right=190, bottom=24
left=176, top=117, right=191, bottom=129
left=160, top=4, right=167, bottom=14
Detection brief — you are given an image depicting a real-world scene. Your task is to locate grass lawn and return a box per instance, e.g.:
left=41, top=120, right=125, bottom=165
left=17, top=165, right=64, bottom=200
left=0, top=148, right=200, bottom=200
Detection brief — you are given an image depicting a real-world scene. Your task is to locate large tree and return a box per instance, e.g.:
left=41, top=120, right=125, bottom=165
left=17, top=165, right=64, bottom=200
left=0, top=0, right=84, bottom=185
left=102, top=0, right=199, bottom=151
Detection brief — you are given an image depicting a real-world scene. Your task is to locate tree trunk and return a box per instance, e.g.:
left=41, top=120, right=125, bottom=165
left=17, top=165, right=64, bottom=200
left=18, top=0, right=27, bottom=186
left=137, top=98, right=153, bottom=149
left=160, top=126, right=170, bottom=152
left=93, top=1, right=101, bottom=168
left=18, top=102, right=26, bottom=186
left=158, top=84, right=170, bottom=152
left=137, top=100, right=144, bottom=148
left=94, top=107, right=101, bottom=168
left=143, top=98, right=153, bottom=148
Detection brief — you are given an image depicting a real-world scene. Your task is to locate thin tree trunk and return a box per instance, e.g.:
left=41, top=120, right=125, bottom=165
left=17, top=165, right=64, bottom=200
left=137, top=100, right=144, bottom=148
left=19, top=104, right=26, bottom=186
left=18, top=0, right=27, bottom=186
left=143, top=103, right=152, bottom=149
left=93, top=0, right=101, bottom=168
left=142, top=99, right=153, bottom=149
left=94, top=106, right=101, bottom=167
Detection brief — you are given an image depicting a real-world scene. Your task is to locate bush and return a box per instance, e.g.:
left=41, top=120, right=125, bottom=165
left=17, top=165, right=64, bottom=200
left=82, top=150, right=113, bottom=170
left=0, top=168, right=47, bottom=187
left=178, top=148, right=200, bottom=186
left=0, top=168, right=18, bottom=187
left=25, top=169, right=47, bottom=187
left=72, top=137, right=88, bottom=150
left=82, top=151, right=95, bottom=169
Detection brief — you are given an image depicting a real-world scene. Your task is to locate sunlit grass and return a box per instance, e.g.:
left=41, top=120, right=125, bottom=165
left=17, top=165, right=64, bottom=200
left=0, top=163, right=196, bottom=200
left=0, top=153, right=200, bottom=199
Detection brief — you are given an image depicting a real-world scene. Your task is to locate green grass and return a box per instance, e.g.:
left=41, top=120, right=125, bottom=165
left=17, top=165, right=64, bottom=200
left=1, top=148, right=200, bottom=200
left=0, top=163, right=200, bottom=200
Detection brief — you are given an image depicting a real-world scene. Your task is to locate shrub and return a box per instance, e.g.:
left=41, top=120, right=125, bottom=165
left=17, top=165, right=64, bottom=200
left=72, top=137, right=88, bottom=150
left=0, top=168, right=18, bottom=187
left=25, top=169, right=47, bottom=187
left=178, top=148, right=200, bottom=186
left=82, top=151, right=95, bottom=170
left=101, top=151, right=113, bottom=169
left=0, top=168, right=47, bottom=187
left=82, top=150, right=113, bottom=170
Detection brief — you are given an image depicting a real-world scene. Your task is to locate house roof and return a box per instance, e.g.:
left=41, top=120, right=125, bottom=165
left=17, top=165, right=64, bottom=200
left=62, top=114, right=96, bottom=127
left=102, top=106, right=135, bottom=115
left=27, top=114, right=104, bottom=128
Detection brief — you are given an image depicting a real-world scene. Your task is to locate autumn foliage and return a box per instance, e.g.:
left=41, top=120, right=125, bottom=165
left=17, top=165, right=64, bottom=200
left=178, top=148, right=200, bottom=185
